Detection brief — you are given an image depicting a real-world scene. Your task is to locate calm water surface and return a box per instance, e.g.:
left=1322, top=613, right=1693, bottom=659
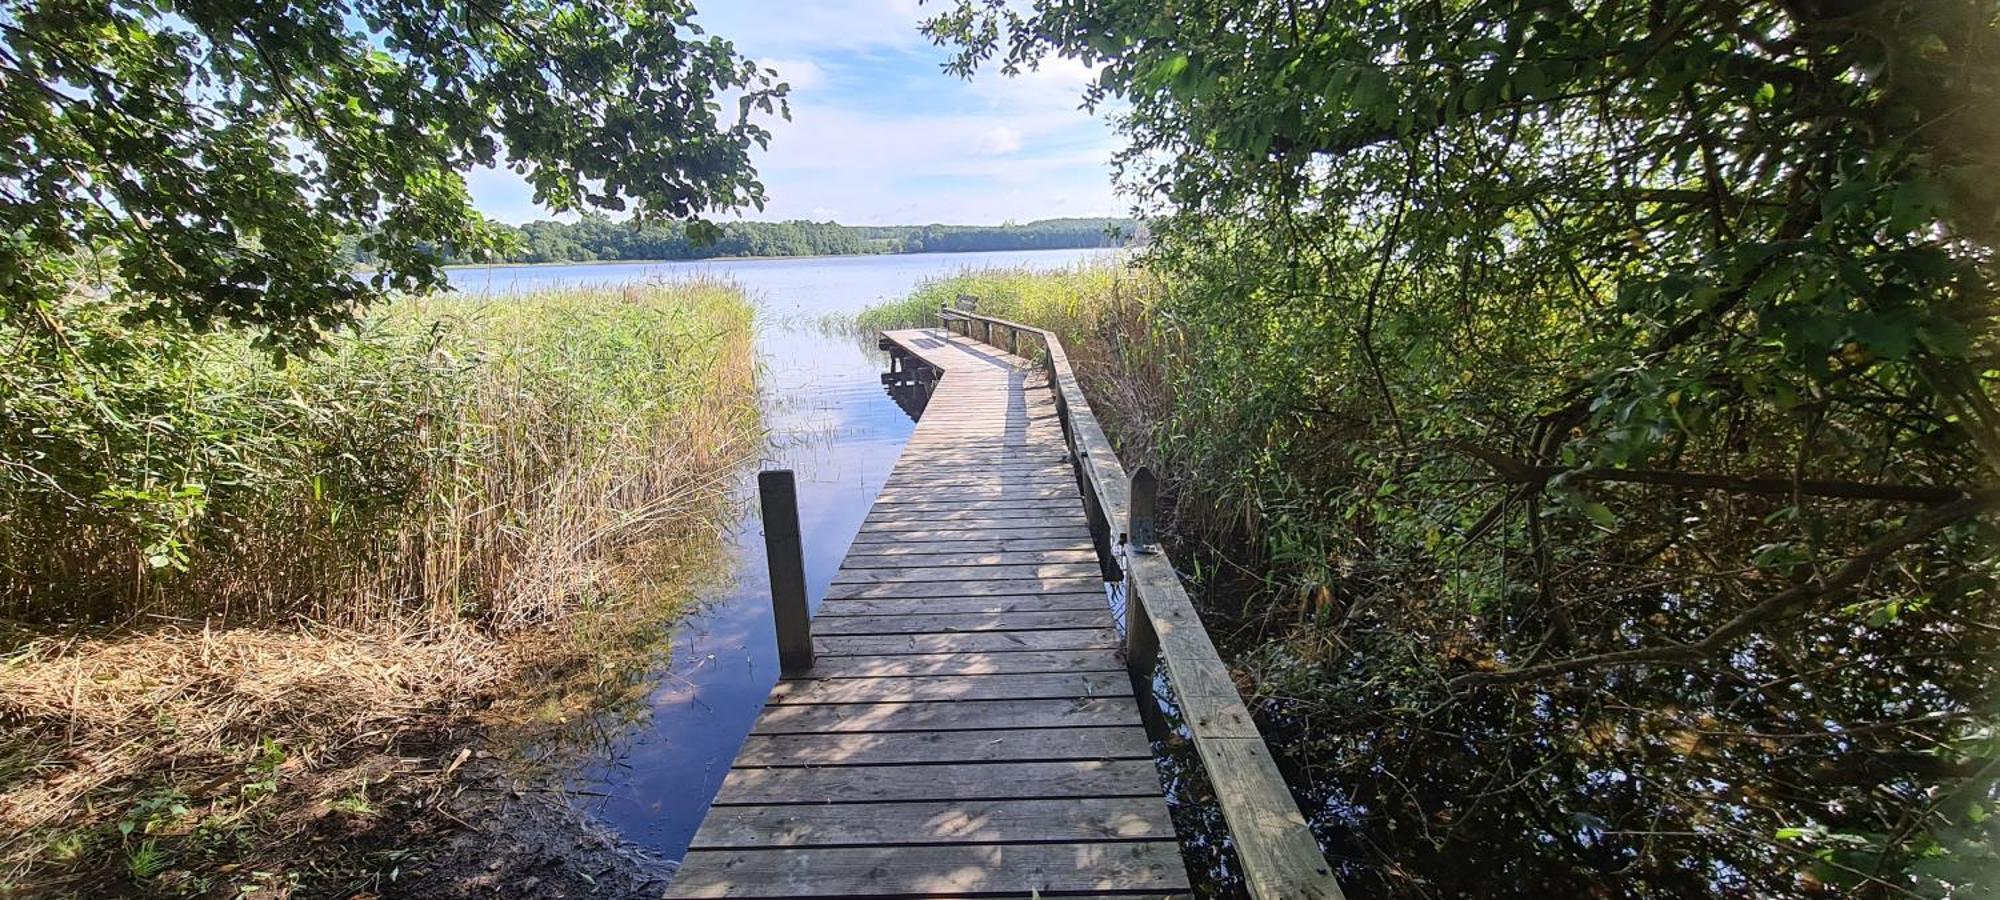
left=448, top=249, right=1113, bottom=867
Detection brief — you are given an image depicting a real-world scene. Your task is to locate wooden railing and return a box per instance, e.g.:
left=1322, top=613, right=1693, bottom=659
left=936, top=308, right=1346, bottom=900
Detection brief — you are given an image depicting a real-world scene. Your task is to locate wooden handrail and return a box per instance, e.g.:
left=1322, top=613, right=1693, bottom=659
left=933, top=307, right=1345, bottom=900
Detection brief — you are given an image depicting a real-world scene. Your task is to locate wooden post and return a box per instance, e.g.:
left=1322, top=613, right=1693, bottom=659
left=759, top=469, right=813, bottom=676
left=1128, top=466, right=1159, bottom=553
left=1125, top=579, right=1159, bottom=677
left=1124, top=467, right=1160, bottom=675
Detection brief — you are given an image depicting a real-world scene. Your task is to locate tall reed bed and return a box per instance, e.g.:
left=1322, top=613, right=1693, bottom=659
left=1, top=280, right=760, bottom=630
left=1, top=280, right=760, bottom=895
left=852, top=261, right=1178, bottom=468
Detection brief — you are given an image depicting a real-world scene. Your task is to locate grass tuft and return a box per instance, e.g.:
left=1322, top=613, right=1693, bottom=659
left=0, top=278, right=762, bottom=895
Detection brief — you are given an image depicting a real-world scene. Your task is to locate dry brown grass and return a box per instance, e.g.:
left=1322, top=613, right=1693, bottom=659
left=0, top=282, right=765, bottom=897
left=0, top=625, right=504, bottom=893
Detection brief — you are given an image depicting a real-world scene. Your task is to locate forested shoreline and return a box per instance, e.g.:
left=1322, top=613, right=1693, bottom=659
left=344, top=216, right=1139, bottom=266
left=8, top=0, right=1997, bottom=893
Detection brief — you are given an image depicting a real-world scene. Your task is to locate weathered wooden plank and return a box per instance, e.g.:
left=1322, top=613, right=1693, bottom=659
left=749, top=697, right=1137, bottom=734
left=812, top=609, right=1111, bottom=636
left=712, top=759, right=1165, bottom=805
left=732, top=726, right=1152, bottom=766
left=866, top=498, right=1080, bottom=514
left=687, top=797, right=1174, bottom=848
left=1195, top=736, right=1344, bottom=898
left=849, top=525, right=1089, bottom=543
left=854, top=520, right=1090, bottom=539
left=813, top=594, right=1107, bottom=617
left=670, top=326, right=1196, bottom=899
left=873, top=484, right=1075, bottom=498
left=830, top=563, right=1102, bottom=584
left=824, top=578, right=1104, bottom=600
left=767, top=672, right=1129, bottom=704
left=837, top=548, right=1098, bottom=568
left=882, top=462, right=1073, bottom=478
left=876, top=482, right=1075, bottom=497
left=814, top=628, right=1117, bottom=656
left=859, top=509, right=1086, bottom=526
left=885, top=461, right=1072, bottom=475
left=668, top=841, right=1190, bottom=898
left=803, top=650, right=1124, bottom=677
left=931, top=315, right=1343, bottom=900
left=842, top=537, right=1094, bottom=555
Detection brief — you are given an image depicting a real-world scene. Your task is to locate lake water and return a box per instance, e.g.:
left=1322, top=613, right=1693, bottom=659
left=447, top=248, right=1116, bottom=868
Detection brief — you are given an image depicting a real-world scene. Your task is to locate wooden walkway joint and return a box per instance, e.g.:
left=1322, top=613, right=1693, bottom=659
left=670, top=317, right=1343, bottom=899
left=670, top=328, right=1187, bottom=899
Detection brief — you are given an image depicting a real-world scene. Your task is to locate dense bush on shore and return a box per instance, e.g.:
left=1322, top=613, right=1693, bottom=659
left=863, top=263, right=1997, bottom=896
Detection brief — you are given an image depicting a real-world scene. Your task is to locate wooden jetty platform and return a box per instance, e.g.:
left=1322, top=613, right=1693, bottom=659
left=669, top=315, right=1343, bottom=899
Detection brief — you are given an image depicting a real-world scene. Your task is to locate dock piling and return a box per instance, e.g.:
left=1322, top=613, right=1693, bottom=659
left=758, top=469, right=814, bottom=676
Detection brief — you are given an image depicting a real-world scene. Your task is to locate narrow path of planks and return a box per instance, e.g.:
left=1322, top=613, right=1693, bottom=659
left=668, top=329, right=1190, bottom=899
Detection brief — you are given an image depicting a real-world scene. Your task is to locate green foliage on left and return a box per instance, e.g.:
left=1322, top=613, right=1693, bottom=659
left=0, top=0, right=785, bottom=353
left=0, top=282, right=760, bottom=627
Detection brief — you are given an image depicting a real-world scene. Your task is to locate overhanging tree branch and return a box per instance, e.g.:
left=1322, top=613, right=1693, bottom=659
left=1452, top=489, right=2000, bottom=688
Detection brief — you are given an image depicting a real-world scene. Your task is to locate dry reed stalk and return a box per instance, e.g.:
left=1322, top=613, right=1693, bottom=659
left=0, top=282, right=763, bottom=893
left=0, top=624, right=504, bottom=871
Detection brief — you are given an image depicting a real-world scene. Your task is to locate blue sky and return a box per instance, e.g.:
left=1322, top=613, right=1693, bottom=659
left=465, top=0, right=1125, bottom=226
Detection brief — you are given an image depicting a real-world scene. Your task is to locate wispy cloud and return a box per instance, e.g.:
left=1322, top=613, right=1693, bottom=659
left=467, top=0, right=1125, bottom=226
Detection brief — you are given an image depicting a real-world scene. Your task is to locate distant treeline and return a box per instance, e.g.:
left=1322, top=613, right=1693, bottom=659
left=347, top=216, right=1140, bottom=265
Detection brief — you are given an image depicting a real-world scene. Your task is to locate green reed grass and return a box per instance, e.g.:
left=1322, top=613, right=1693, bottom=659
left=853, top=261, right=1177, bottom=466
left=0, top=280, right=760, bottom=630
left=852, top=261, right=1127, bottom=337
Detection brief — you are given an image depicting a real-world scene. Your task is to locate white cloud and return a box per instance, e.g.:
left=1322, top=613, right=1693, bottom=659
left=697, top=0, right=927, bottom=55
left=466, top=0, right=1128, bottom=226
left=760, top=57, right=826, bottom=92
left=977, top=126, right=1023, bottom=156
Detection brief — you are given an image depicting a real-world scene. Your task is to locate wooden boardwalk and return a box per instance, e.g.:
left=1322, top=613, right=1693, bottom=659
left=668, top=328, right=1192, bottom=899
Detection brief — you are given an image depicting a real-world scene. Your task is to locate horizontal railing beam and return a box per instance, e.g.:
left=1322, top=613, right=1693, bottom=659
left=927, top=308, right=1345, bottom=900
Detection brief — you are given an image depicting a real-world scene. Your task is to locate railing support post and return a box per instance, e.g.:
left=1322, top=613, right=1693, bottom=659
left=759, top=469, right=814, bottom=676
left=1129, top=466, right=1159, bottom=553
left=1125, top=580, right=1158, bottom=677
left=1125, top=467, right=1161, bottom=675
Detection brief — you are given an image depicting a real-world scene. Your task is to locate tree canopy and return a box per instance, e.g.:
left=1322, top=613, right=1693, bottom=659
left=1, top=0, right=786, bottom=352
left=927, top=0, right=2000, bottom=893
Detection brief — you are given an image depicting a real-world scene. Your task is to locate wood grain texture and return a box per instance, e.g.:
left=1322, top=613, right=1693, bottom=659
left=670, top=326, right=1193, bottom=900
left=824, top=577, right=1105, bottom=600
left=732, top=726, right=1152, bottom=766
left=688, top=798, right=1174, bottom=849
left=668, top=841, right=1190, bottom=898
left=765, top=672, right=1130, bottom=703
left=811, top=609, right=1113, bottom=635
left=812, top=593, right=1107, bottom=617
left=813, top=628, right=1118, bottom=656
left=931, top=317, right=1346, bottom=900
left=749, top=697, right=1137, bottom=734
left=712, top=759, right=1165, bottom=805
left=802, top=649, right=1126, bottom=677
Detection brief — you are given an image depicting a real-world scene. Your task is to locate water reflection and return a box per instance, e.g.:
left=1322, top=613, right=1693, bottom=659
left=879, top=337, right=940, bottom=421
left=445, top=249, right=1109, bottom=866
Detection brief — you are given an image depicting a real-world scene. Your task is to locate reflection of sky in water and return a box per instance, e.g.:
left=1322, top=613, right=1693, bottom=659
left=447, top=249, right=1108, bottom=864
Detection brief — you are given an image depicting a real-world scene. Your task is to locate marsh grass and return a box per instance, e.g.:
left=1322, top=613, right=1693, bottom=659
left=850, top=261, right=1178, bottom=469
left=2, top=280, right=759, bottom=630
left=0, top=280, right=762, bottom=895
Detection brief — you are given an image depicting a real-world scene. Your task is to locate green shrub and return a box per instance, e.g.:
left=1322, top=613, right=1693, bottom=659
left=0, top=281, right=758, bottom=628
